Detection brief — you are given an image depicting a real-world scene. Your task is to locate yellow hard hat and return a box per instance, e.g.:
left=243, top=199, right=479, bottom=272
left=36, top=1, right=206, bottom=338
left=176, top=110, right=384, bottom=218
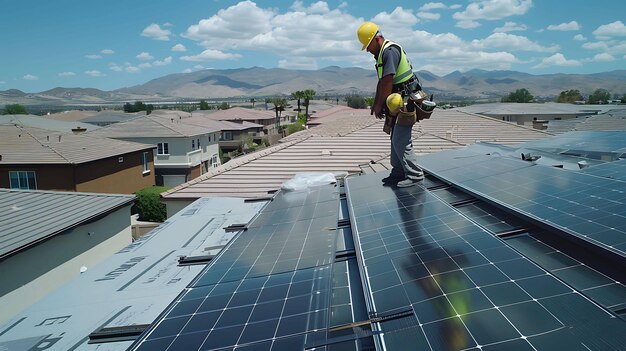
left=386, top=93, right=404, bottom=114
left=357, top=22, right=379, bottom=50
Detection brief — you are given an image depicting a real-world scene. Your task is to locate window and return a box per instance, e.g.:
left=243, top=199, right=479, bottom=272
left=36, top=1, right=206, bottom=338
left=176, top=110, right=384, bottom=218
left=9, top=171, right=37, bottom=190
left=197, top=138, right=200, bottom=149
left=211, top=154, right=220, bottom=168
left=192, top=139, right=195, bottom=149
left=142, top=152, right=149, bottom=173
left=208, top=134, right=211, bottom=142
left=157, top=142, right=169, bottom=155
left=222, top=131, right=233, bottom=141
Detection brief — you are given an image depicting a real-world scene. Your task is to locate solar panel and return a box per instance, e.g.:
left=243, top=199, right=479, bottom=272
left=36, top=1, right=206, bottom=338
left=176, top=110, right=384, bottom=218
left=416, top=148, right=626, bottom=257
left=582, top=158, right=626, bottom=181
left=345, top=173, right=626, bottom=350
left=129, top=186, right=341, bottom=351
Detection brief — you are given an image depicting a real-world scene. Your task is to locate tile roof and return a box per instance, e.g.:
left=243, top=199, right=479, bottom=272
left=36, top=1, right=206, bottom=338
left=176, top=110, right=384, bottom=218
left=194, top=107, right=277, bottom=121
left=88, top=114, right=218, bottom=138
left=183, top=116, right=263, bottom=131
left=0, top=114, right=100, bottom=133
left=0, top=125, right=155, bottom=165
left=162, top=108, right=551, bottom=200
left=0, top=189, right=134, bottom=259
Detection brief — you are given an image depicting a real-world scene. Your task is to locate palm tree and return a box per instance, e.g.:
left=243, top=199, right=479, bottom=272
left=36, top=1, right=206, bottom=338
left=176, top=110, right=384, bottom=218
left=271, top=97, right=287, bottom=130
left=291, top=90, right=304, bottom=112
left=303, top=89, right=316, bottom=122
left=250, top=98, right=256, bottom=108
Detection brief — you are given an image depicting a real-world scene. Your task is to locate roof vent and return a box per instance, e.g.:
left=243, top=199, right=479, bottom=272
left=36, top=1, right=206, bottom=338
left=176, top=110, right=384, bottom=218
left=578, top=160, right=589, bottom=169
left=521, top=153, right=541, bottom=161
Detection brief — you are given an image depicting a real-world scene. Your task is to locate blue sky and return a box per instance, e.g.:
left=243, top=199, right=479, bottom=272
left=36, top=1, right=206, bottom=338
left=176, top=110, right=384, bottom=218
left=1, top=0, right=625, bottom=92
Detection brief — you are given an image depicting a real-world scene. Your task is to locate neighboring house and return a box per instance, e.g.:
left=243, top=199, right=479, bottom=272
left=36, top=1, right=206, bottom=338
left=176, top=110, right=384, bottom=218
left=0, top=196, right=266, bottom=350
left=0, top=114, right=100, bottom=133
left=79, top=111, right=145, bottom=127
left=184, top=116, right=264, bottom=156
left=88, top=115, right=220, bottom=187
left=0, top=125, right=155, bottom=194
left=195, top=107, right=279, bottom=136
left=0, top=189, right=135, bottom=324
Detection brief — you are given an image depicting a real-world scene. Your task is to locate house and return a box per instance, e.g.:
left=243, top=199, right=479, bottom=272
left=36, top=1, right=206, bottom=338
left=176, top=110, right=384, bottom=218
left=88, top=115, right=220, bottom=187
left=79, top=111, right=145, bottom=126
left=0, top=125, right=155, bottom=194
left=0, top=114, right=100, bottom=133
left=0, top=196, right=266, bottom=349
left=0, top=189, right=135, bottom=324
left=183, top=116, right=264, bottom=157
left=194, top=107, right=280, bottom=139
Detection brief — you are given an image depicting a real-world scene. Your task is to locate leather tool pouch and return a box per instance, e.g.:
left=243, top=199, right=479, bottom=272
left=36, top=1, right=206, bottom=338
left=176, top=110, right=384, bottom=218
left=396, top=110, right=416, bottom=126
left=416, top=104, right=433, bottom=121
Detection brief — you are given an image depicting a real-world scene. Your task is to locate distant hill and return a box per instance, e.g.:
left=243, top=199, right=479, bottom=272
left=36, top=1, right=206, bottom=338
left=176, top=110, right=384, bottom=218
left=2, top=67, right=626, bottom=105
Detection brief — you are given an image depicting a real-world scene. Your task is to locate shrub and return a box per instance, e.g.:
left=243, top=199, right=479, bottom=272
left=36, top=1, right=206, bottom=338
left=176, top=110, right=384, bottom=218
left=134, top=186, right=170, bottom=222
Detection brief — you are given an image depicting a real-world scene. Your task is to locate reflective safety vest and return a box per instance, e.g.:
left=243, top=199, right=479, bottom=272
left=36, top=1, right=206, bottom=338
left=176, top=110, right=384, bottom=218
left=376, top=40, right=414, bottom=85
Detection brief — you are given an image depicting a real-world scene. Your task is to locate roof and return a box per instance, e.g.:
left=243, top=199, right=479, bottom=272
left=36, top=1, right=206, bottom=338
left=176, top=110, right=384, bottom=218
left=88, top=115, right=218, bottom=138
left=0, top=125, right=155, bottom=165
left=163, top=107, right=551, bottom=199
left=79, top=111, right=143, bottom=124
left=183, top=116, right=263, bottom=131
left=47, top=110, right=99, bottom=122
left=127, top=132, right=626, bottom=350
left=0, top=189, right=135, bottom=259
left=0, top=196, right=267, bottom=350
left=457, top=102, right=626, bottom=116
left=195, top=107, right=276, bottom=121
left=0, top=114, right=100, bottom=132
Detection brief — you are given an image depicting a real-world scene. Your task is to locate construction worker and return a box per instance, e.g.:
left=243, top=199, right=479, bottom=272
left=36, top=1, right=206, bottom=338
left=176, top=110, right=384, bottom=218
left=357, top=21, right=424, bottom=187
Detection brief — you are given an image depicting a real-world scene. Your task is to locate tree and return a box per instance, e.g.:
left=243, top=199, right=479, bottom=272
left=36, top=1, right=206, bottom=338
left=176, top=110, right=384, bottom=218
left=291, top=90, right=304, bottom=112
left=556, top=89, right=583, bottom=103
left=302, top=89, right=316, bottom=121
left=501, top=88, right=534, bottom=103
left=199, top=100, right=210, bottom=110
left=588, top=89, right=611, bottom=104
left=250, top=98, right=256, bottom=108
left=134, top=186, right=170, bottom=222
left=3, top=104, right=28, bottom=115
left=621, top=94, right=626, bottom=103
left=218, top=102, right=230, bottom=110
left=345, top=95, right=367, bottom=108
left=271, top=97, right=287, bottom=130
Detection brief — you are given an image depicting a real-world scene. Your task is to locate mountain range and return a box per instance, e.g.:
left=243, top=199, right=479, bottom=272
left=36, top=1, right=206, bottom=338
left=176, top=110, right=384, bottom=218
left=2, top=67, right=626, bottom=106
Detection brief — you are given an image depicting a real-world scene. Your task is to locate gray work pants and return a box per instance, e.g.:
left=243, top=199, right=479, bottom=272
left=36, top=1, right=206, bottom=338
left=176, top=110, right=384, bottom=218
left=389, top=122, right=423, bottom=180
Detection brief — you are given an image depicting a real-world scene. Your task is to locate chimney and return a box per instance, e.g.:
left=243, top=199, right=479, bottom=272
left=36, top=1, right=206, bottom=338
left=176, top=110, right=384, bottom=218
left=58, top=135, right=62, bottom=142
left=47, top=135, right=50, bottom=141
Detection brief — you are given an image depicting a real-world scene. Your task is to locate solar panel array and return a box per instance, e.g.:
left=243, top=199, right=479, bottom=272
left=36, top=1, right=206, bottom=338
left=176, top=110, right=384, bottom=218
left=345, top=173, right=626, bottom=350
left=415, top=147, right=626, bottom=256
left=129, top=186, right=341, bottom=351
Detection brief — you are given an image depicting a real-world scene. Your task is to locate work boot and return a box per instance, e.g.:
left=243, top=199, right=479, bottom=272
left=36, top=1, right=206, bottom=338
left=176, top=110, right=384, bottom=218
left=382, top=174, right=404, bottom=185
left=396, top=173, right=424, bottom=188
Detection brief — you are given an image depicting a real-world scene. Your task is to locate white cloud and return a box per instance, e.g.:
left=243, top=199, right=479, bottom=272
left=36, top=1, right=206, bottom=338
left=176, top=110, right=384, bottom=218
left=182, top=68, right=193, bottom=73
left=181, top=49, right=242, bottom=61
left=574, top=34, right=587, bottom=41
left=450, top=4, right=462, bottom=10
left=417, top=12, right=441, bottom=21
left=457, top=20, right=481, bottom=29
left=85, top=70, right=105, bottom=77
left=172, top=44, right=187, bottom=52
left=532, top=53, right=581, bottom=68
left=138, top=63, right=152, bottom=69
left=23, top=74, right=38, bottom=80
left=473, top=33, right=558, bottom=52
left=0, top=81, right=5, bottom=84
left=593, top=21, right=626, bottom=39
left=58, top=72, right=76, bottom=77
left=193, top=65, right=205, bottom=70
left=85, top=54, right=102, bottom=59
left=163, top=22, right=173, bottom=27
left=453, top=0, right=532, bottom=21
left=290, top=0, right=330, bottom=14
left=109, top=63, right=123, bottom=72
left=547, top=21, right=580, bottom=31
left=101, top=49, right=114, bottom=55
left=153, top=56, right=173, bottom=66
left=136, top=52, right=154, bottom=61
left=419, top=2, right=448, bottom=11
left=593, top=53, right=615, bottom=61
left=493, top=21, right=527, bottom=33
left=125, top=66, right=140, bottom=73
left=141, top=23, right=171, bottom=41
